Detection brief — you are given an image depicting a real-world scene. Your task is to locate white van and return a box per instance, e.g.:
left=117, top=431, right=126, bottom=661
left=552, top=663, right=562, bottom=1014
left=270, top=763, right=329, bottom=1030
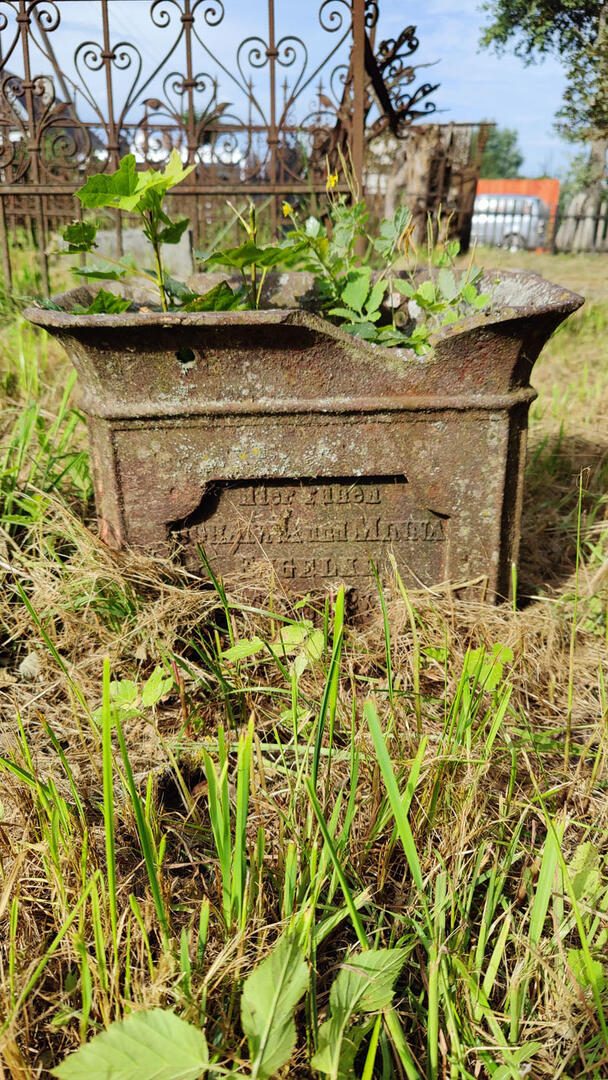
left=471, top=193, right=550, bottom=250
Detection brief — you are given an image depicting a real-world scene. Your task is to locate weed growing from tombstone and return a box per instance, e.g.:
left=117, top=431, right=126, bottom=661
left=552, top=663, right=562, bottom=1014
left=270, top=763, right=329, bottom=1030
left=50, top=152, right=490, bottom=354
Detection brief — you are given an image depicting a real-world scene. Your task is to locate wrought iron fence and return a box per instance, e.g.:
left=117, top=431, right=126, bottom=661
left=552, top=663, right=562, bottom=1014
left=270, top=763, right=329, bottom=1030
left=0, top=0, right=439, bottom=293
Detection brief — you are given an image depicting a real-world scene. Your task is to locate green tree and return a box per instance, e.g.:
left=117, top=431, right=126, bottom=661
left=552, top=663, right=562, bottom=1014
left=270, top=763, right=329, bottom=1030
left=480, top=126, right=524, bottom=177
left=480, top=1, right=608, bottom=224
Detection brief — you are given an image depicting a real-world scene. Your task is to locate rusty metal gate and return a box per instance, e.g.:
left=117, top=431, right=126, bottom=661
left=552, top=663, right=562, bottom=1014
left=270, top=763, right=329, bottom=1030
left=0, top=0, right=438, bottom=293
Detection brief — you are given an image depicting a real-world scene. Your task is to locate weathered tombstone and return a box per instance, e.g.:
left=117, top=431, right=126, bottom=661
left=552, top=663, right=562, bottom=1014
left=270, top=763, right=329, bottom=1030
left=25, top=270, right=583, bottom=605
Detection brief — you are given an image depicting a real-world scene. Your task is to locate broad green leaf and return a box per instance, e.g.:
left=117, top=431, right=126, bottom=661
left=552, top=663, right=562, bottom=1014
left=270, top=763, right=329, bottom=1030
left=152, top=148, right=196, bottom=191
left=332, top=949, right=408, bottom=1013
left=222, top=636, right=266, bottom=662
left=76, top=151, right=194, bottom=214
left=493, top=1043, right=543, bottom=1080
left=436, top=268, right=458, bottom=301
left=203, top=240, right=301, bottom=271
left=141, top=666, right=174, bottom=707
left=305, top=628, right=324, bottom=664
left=109, top=679, right=138, bottom=708
left=312, top=1018, right=373, bottom=1080
left=311, top=950, right=408, bottom=1080
left=460, top=282, right=478, bottom=305
left=568, top=842, right=602, bottom=902
left=340, top=268, right=371, bottom=314
left=164, top=274, right=195, bottom=301
left=305, top=216, right=322, bottom=238
left=181, top=281, right=244, bottom=312
left=473, top=292, right=491, bottom=309
left=72, top=265, right=128, bottom=282
left=344, top=321, right=378, bottom=341
left=375, top=325, right=408, bottom=346
left=567, top=948, right=605, bottom=992
left=392, top=278, right=415, bottom=298
left=364, top=278, right=387, bottom=315
left=51, top=1008, right=209, bottom=1080
left=464, top=643, right=512, bottom=691
left=35, top=297, right=64, bottom=311
left=373, top=206, right=411, bottom=257
left=416, top=280, right=436, bottom=304
left=327, top=306, right=358, bottom=322
left=158, top=217, right=190, bottom=245
left=277, top=621, right=314, bottom=649
left=423, top=645, right=448, bottom=664
left=76, top=154, right=139, bottom=210
left=241, top=932, right=308, bottom=1080
left=62, top=221, right=97, bottom=252
left=73, top=289, right=131, bottom=315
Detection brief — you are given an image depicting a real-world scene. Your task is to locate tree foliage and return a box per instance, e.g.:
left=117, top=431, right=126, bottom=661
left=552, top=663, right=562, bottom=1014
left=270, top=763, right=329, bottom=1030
left=480, top=126, right=524, bottom=177
left=480, top=1, right=608, bottom=142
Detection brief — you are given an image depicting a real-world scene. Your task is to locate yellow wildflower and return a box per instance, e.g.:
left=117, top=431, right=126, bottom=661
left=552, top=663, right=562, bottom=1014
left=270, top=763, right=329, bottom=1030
left=282, top=201, right=293, bottom=217
left=326, top=172, right=338, bottom=189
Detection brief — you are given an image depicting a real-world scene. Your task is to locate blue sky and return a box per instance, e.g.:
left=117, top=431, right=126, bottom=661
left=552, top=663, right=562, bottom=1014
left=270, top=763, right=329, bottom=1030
left=390, top=0, right=572, bottom=177
left=6, top=0, right=574, bottom=177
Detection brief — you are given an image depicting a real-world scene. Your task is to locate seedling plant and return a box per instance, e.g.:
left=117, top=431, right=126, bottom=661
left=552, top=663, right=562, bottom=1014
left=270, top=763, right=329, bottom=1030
left=56, top=152, right=490, bottom=354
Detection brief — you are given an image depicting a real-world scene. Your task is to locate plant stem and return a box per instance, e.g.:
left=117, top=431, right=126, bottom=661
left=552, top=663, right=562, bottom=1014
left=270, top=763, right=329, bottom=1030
left=143, top=210, right=167, bottom=312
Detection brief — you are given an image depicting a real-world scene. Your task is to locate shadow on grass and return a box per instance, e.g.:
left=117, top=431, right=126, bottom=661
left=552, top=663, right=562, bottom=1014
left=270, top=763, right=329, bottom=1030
left=519, top=430, right=608, bottom=598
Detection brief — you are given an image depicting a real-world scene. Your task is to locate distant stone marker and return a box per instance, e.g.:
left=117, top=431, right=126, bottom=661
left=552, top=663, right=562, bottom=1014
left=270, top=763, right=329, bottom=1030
left=95, top=227, right=193, bottom=278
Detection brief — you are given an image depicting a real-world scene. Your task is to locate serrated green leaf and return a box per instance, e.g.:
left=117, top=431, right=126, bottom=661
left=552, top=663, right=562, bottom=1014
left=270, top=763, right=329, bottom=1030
left=311, top=950, right=407, bottom=1080
left=141, top=666, right=173, bottom=708
left=204, top=240, right=302, bottom=271
left=164, top=274, right=194, bottom=301
left=375, top=326, right=408, bottom=346
left=305, top=216, right=322, bottom=238
left=373, top=206, right=411, bottom=258
left=241, top=932, right=308, bottom=1080
left=76, top=151, right=194, bottom=214
left=76, top=154, right=139, bottom=210
left=340, top=268, right=371, bottom=314
left=158, top=217, right=189, bottom=245
left=62, top=221, right=97, bottom=253
left=74, top=289, right=131, bottom=315
left=50, top=1008, right=209, bottom=1080
left=181, top=281, right=243, bottom=312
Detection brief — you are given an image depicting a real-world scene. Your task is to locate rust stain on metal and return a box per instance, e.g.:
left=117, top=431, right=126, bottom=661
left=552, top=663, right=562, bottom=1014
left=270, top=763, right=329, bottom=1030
left=24, top=270, right=584, bottom=604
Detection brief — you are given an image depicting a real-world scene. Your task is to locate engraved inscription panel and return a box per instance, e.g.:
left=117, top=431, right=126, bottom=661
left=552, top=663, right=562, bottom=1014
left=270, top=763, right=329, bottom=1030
left=177, top=477, right=449, bottom=591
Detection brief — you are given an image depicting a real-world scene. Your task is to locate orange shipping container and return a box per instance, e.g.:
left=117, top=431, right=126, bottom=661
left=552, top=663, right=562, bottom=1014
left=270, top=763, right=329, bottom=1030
left=476, top=178, right=560, bottom=221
